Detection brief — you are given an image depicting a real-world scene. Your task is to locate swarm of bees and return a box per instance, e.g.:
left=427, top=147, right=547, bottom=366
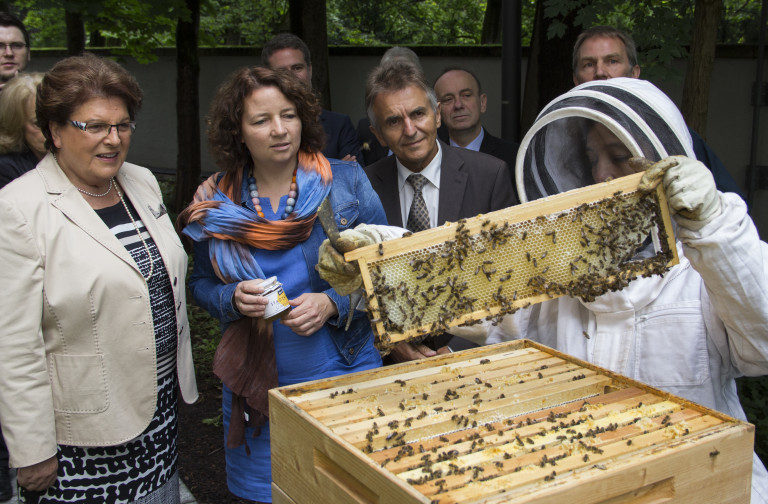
left=363, top=189, right=675, bottom=353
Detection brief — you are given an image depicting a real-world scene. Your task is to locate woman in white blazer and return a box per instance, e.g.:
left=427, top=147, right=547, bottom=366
left=0, top=54, right=197, bottom=503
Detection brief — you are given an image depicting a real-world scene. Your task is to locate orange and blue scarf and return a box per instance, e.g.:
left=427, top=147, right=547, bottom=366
left=178, top=151, right=332, bottom=451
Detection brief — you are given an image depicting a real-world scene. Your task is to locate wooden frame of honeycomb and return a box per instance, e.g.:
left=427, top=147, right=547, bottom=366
left=270, top=340, right=753, bottom=504
left=345, top=173, right=679, bottom=352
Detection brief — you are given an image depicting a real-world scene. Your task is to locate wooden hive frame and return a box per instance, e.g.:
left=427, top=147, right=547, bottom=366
left=345, top=173, right=678, bottom=351
left=270, top=340, right=753, bottom=504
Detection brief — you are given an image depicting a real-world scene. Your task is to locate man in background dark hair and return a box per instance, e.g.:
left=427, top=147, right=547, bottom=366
left=434, top=66, right=519, bottom=186
left=0, top=12, right=30, bottom=92
left=261, top=32, right=362, bottom=163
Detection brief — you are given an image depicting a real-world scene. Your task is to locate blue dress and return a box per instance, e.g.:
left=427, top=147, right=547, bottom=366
left=222, top=195, right=382, bottom=501
left=188, top=160, right=387, bottom=503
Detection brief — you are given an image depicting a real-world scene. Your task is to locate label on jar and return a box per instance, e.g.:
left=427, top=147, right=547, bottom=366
left=263, top=277, right=291, bottom=322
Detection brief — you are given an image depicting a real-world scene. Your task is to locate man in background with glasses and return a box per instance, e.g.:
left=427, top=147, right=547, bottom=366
left=0, top=12, right=30, bottom=92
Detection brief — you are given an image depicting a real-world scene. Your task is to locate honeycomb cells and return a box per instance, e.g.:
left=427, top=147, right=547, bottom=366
left=367, top=190, right=673, bottom=349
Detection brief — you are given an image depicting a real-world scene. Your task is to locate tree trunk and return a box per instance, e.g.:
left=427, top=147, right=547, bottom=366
left=65, top=10, right=85, bottom=56
left=289, top=0, right=331, bottom=109
left=90, top=29, right=106, bottom=47
left=174, top=0, right=201, bottom=214
left=521, top=0, right=580, bottom=134
left=481, top=0, right=503, bottom=44
left=682, top=0, right=723, bottom=138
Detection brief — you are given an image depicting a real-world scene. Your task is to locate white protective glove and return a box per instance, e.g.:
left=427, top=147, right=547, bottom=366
left=316, top=224, right=408, bottom=296
left=639, top=155, right=722, bottom=229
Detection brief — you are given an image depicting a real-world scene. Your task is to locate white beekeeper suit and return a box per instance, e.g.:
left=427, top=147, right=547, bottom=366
left=487, top=78, right=768, bottom=503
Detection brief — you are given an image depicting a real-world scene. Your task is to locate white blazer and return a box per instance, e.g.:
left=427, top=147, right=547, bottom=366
left=0, top=154, right=198, bottom=468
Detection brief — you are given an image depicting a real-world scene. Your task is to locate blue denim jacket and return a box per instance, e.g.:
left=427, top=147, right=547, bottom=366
left=189, top=159, right=387, bottom=365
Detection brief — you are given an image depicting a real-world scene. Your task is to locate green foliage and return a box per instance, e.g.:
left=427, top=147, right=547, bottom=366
left=187, top=284, right=222, bottom=389
left=14, top=0, right=188, bottom=62
left=520, top=0, right=538, bottom=46
left=199, top=0, right=288, bottom=46
left=542, top=0, right=764, bottom=82
left=14, top=3, right=66, bottom=47
left=721, top=0, right=764, bottom=43
left=542, top=0, right=693, bottom=82
left=95, top=0, right=183, bottom=63
left=201, top=411, right=223, bottom=427
left=327, top=0, right=487, bottom=45
left=12, top=0, right=764, bottom=61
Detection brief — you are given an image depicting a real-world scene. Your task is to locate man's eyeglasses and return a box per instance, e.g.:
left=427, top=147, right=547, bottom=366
left=0, top=42, right=27, bottom=52
left=68, top=120, right=136, bottom=137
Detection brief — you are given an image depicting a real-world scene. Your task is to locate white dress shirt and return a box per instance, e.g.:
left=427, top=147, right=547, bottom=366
left=396, top=142, right=443, bottom=229
left=449, top=127, right=485, bottom=152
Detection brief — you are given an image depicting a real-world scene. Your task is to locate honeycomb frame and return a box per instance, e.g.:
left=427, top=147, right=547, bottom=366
left=345, top=172, right=678, bottom=352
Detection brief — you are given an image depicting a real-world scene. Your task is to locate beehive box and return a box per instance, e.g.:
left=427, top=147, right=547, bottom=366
left=344, top=172, right=678, bottom=353
left=270, top=340, right=753, bottom=504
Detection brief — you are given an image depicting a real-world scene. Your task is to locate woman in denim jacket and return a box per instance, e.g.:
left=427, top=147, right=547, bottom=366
left=179, top=66, right=386, bottom=503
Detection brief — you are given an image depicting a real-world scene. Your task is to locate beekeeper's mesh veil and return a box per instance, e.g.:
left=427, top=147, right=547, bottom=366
left=516, top=78, right=695, bottom=203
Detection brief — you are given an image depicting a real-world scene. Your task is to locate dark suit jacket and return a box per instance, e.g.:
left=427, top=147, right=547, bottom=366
left=438, top=128, right=520, bottom=197
left=479, top=131, right=519, bottom=173
left=0, top=150, right=38, bottom=190
left=364, top=140, right=519, bottom=227
left=688, top=127, right=747, bottom=204
left=321, top=109, right=362, bottom=161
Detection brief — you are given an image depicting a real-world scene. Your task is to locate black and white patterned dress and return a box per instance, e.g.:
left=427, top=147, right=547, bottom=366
left=19, top=197, right=179, bottom=504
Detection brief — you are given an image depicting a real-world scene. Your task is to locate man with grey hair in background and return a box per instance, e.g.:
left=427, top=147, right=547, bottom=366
left=363, top=59, right=517, bottom=362
left=356, top=46, right=423, bottom=165
left=571, top=25, right=745, bottom=199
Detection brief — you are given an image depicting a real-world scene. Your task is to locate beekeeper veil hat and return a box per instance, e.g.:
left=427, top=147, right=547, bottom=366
left=516, top=78, right=695, bottom=203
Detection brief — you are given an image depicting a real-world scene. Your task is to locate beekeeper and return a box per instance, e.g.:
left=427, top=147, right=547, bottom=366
left=489, top=77, right=768, bottom=503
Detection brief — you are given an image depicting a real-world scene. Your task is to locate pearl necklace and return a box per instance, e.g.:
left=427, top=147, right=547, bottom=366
left=247, top=167, right=298, bottom=219
left=78, top=178, right=114, bottom=197
left=52, top=152, right=114, bottom=197
left=115, top=184, right=154, bottom=281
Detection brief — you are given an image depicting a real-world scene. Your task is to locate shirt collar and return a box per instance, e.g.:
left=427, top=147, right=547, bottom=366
left=449, top=127, right=485, bottom=152
left=396, top=141, right=442, bottom=191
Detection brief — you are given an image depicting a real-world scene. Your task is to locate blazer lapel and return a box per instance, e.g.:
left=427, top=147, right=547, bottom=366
left=437, top=142, right=468, bottom=224
left=373, top=157, right=403, bottom=227
left=40, top=154, right=141, bottom=276
left=480, top=133, right=499, bottom=158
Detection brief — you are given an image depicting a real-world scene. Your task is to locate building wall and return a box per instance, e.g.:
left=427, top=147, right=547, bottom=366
left=26, top=49, right=767, bottom=236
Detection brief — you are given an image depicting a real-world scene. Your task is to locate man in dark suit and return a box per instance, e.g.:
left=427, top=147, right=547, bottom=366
left=364, top=60, right=518, bottom=361
left=261, top=33, right=362, bottom=162
left=434, top=67, right=519, bottom=181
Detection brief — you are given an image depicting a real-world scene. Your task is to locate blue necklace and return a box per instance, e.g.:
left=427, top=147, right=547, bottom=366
left=247, top=167, right=298, bottom=220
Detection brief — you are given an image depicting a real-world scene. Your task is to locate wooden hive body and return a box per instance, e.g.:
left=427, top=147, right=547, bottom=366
left=270, top=341, right=753, bottom=504
left=344, top=173, right=678, bottom=352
